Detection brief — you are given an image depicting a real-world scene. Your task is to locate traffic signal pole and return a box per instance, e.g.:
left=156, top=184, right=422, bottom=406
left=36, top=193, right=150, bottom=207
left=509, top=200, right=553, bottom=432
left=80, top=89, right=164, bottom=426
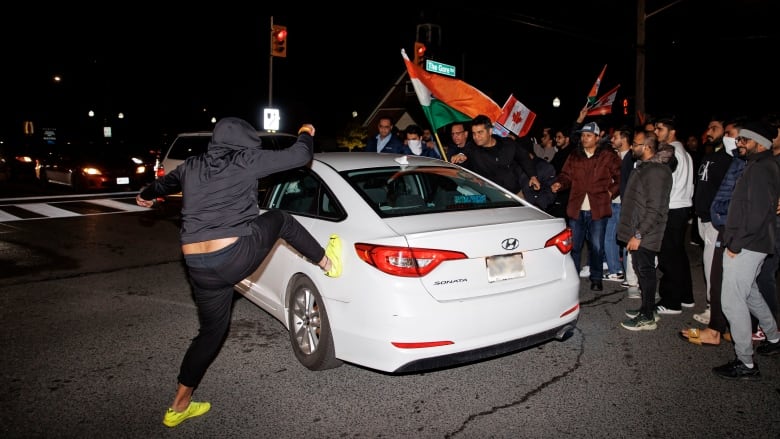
left=269, top=16, right=274, bottom=107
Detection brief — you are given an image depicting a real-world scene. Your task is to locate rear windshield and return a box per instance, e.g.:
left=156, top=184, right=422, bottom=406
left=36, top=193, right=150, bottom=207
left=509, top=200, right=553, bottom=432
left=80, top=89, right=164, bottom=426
left=167, top=136, right=210, bottom=160
left=345, top=166, right=522, bottom=216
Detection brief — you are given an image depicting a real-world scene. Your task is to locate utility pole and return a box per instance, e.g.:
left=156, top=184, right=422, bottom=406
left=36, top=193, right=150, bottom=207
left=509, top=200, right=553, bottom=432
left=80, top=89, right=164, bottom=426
left=635, top=0, right=686, bottom=124
left=635, top=0, right=646, bottom=125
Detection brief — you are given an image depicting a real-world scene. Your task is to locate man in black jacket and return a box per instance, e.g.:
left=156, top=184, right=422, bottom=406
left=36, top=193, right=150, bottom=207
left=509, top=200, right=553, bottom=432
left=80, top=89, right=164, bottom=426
left=451, top=114, right=540, bottom=195
left=714, top=120, right=780, bottom=380
left=618, top=132, right=673, bottom=331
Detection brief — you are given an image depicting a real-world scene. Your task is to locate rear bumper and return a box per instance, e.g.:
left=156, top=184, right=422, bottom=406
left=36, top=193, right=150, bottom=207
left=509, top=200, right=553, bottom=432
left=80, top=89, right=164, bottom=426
left=393, top=318, right=578, bottom=374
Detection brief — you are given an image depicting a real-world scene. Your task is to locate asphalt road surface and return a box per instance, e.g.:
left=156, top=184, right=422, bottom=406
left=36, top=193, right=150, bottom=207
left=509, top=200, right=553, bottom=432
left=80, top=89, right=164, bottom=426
left=1, top=200, right=779, bottom=438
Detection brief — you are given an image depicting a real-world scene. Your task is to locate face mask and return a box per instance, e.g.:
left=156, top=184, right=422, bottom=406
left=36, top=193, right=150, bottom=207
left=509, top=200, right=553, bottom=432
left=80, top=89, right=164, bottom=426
left=723, top=136, right=737, bottom=156
left=407, top=139, right=423, bottom=154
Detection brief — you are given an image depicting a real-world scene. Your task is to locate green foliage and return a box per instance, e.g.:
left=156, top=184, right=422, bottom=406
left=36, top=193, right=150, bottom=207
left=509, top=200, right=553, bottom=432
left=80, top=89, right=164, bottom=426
left=336, top=123, right=368, bottom=152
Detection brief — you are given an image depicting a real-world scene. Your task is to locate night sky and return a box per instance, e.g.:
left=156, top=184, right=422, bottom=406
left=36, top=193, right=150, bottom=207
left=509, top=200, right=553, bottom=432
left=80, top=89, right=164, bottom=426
left=3, top=1, right=778, bottom=146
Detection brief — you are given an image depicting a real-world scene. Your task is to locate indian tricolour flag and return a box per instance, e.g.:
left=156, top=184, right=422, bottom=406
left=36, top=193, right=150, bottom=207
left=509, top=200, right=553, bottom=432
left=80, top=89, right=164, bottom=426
left=401, top=49, right=502, bottom=132
left=586, top=64, right=608, bottom=106
left=586, top=84, right=620, bottom=116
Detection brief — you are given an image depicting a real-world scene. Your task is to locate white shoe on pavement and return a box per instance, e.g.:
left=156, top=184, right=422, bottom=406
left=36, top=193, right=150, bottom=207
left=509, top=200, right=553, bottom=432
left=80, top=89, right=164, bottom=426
left=693, top=306, right=711, bottom=325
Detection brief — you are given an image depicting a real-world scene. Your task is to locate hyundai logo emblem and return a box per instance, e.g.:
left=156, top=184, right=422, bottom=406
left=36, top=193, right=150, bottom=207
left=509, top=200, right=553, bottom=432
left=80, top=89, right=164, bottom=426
left=501, top=238, right=519, bottom=251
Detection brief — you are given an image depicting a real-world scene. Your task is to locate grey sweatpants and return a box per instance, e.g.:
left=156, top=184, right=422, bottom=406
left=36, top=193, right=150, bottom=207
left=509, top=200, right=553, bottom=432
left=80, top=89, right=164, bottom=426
left=721, top=248, right=780, bottom=365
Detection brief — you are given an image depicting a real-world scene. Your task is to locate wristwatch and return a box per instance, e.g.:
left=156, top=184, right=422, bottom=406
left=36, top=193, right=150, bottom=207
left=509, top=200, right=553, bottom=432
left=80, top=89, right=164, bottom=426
left=634, top=231, right=642, bottom=240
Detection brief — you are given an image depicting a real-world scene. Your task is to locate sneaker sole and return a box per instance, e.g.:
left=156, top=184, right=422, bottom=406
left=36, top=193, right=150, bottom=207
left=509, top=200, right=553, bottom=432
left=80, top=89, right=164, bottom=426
left=712, top=371, right=761, bottom=381
left=621, top=321, right=658, bottom=331
left=624, top=311, right=661, bottom=322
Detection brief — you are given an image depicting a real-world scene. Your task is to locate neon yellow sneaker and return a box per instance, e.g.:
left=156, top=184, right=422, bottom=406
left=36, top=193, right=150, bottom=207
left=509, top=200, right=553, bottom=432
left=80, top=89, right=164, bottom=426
left=324, top=234, right=342, bottom=278
left=163, top=400, right=211, bottom=427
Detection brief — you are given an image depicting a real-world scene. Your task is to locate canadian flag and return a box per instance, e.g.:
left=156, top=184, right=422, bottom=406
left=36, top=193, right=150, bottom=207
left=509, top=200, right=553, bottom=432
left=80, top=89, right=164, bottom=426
left=496, top=94, right=536, bottom=137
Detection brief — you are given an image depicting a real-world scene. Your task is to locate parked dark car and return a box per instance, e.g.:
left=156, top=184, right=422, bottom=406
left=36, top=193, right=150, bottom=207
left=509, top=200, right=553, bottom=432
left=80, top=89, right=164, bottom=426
left=38, top=141, right=157, bottom=191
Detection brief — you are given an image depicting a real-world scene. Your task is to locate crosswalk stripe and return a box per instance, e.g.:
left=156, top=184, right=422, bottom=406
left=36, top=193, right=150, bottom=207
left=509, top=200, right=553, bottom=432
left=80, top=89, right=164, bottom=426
left=0, top=197, right=153, bottom=222
left=0, top=210, right=21, bottom=221
left=17, top=203, right=81, bottom=218
left=85, top=198, right=148, bottom=212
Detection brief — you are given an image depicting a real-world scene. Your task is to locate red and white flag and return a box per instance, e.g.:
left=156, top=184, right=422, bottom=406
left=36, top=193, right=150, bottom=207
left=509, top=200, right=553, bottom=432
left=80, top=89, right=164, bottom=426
left=586, top=84, right=620, bottom=116
left=496, top=94, right=536, bottom=137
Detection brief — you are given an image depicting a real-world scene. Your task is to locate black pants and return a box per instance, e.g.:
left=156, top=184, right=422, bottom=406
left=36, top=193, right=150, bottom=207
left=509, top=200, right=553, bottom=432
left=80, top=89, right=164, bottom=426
left=633, top=246, right=658, bottom=320
left=657, top=207, right=694, bottom=309
left=177, top=209, right=325, bottom=388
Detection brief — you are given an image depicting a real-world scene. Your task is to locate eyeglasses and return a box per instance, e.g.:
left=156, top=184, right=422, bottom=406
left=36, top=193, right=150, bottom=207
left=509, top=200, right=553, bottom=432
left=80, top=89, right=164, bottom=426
left=736, top=136, right=751, bottom=144
left=632, top=142, right=645, bottom=147
left=451, top=131, right=465, bottom=136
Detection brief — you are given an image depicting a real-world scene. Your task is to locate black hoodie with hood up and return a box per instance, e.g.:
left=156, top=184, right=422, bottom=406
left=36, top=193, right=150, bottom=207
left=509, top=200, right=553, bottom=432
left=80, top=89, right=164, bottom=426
left=140, top=117, right=313, bottom=244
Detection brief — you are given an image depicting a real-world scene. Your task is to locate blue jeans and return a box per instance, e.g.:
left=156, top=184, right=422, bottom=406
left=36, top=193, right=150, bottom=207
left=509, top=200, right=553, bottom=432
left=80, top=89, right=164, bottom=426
left=569, top=210, right=607, bottom=282
left=604, top=202, right=622, bottom=275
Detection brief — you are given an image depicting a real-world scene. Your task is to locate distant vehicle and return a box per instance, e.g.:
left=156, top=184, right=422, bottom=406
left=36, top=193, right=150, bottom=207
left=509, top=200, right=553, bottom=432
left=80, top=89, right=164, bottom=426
left=0, top=146, right=10, bottom=182
left=38, top=141, right=157, bottom=191
left=0, top=142, right=54, bottom=182
left=229, top=152, right=580, bottom=374
left=159, top=130, right=298, bottom=187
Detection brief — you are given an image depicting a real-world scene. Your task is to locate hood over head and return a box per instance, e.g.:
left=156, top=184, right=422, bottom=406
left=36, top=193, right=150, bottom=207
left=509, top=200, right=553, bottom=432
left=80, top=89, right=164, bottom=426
left=207, top=117, right=262, bottom=161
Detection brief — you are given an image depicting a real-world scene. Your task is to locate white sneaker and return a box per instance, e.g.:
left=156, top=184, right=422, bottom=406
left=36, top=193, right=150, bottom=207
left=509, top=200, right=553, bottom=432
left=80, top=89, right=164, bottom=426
left=604, top=272, right=625, bottom=282
left=656, top=305, right=682, bottom=315
left=579, top=265, right=590, bottom=278
left=693, top=307, right=711, bottom=325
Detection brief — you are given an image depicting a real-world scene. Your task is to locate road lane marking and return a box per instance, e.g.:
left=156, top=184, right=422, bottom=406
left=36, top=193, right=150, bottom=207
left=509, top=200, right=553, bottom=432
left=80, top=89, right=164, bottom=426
left=85, top=198, right=148, bottom=212
left=0, top=198, right=150, bottom=222
left=17, top=203, right=81, bottom=218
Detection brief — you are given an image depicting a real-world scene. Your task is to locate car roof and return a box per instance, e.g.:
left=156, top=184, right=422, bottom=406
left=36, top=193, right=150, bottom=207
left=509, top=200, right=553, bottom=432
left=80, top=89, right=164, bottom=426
left=174, top=131, right=295, bottom=138
left=312, top=152, right=453, bottom=172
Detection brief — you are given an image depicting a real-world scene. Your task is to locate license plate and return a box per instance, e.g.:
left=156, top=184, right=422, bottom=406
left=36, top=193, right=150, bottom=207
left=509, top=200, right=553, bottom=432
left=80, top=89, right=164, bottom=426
left=116, top=177, right=130, bottom=185
left=486, top=253, right=525, bottom=282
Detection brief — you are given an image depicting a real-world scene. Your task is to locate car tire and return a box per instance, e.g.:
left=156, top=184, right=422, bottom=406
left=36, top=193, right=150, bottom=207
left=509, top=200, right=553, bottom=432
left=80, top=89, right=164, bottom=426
left=287, top=276, right=342, bottom=371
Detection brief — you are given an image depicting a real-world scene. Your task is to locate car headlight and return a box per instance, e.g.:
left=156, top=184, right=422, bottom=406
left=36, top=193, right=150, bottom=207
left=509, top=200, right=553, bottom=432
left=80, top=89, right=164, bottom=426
left=82, top=167, right=102, bottom=176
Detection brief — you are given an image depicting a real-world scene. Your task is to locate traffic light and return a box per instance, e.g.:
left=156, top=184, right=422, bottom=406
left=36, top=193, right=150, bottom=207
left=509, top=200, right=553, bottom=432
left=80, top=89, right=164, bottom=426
left=413, top=42, right=426, bottom=66
left=271, top=24, right=287, bottom=58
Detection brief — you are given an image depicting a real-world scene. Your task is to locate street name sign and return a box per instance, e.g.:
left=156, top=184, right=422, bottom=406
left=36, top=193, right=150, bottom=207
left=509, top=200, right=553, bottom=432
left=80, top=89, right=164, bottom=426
left=425, top=60, right=456, bottom=77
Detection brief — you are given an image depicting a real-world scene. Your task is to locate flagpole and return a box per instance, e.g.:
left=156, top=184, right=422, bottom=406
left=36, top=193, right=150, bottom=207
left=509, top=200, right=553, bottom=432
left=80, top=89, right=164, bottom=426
left=433, top=131, right=448, bottom=162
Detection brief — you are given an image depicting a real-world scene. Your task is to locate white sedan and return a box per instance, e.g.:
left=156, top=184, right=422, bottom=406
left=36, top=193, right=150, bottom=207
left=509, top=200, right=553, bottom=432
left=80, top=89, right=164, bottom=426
left=234, top=152, right=580, bottom=373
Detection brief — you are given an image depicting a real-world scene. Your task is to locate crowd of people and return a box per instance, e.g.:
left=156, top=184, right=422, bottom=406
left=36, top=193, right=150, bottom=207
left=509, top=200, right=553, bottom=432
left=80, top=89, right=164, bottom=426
left=363, top=108, right=780, bottom=380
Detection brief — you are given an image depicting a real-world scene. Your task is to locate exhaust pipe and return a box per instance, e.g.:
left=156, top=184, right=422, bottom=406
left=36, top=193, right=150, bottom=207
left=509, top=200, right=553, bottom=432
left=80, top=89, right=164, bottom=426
left=556, top=324, right=576, bottom=341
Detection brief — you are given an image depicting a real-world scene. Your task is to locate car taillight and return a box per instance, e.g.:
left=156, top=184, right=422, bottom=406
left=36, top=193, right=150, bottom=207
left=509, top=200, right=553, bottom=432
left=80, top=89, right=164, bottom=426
left=155, top=163, right=165, bottom=179
left=354, top=243, right=467, bottom=277
left=545, top=228, right=573, bottom=254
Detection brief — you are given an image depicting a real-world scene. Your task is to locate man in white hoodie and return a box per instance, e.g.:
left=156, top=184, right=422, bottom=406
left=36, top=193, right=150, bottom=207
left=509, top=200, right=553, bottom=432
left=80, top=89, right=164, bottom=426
left=653, top=115, right=695, bottom=314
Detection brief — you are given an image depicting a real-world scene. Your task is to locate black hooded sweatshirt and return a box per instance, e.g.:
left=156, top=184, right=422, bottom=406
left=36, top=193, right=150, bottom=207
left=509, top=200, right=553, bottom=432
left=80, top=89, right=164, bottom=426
left=140, top=117, right=313, bottom=244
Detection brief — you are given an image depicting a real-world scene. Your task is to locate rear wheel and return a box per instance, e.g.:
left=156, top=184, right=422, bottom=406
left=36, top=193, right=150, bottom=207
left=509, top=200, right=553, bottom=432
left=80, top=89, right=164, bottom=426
left=287, top=276, right=342, bottom=371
